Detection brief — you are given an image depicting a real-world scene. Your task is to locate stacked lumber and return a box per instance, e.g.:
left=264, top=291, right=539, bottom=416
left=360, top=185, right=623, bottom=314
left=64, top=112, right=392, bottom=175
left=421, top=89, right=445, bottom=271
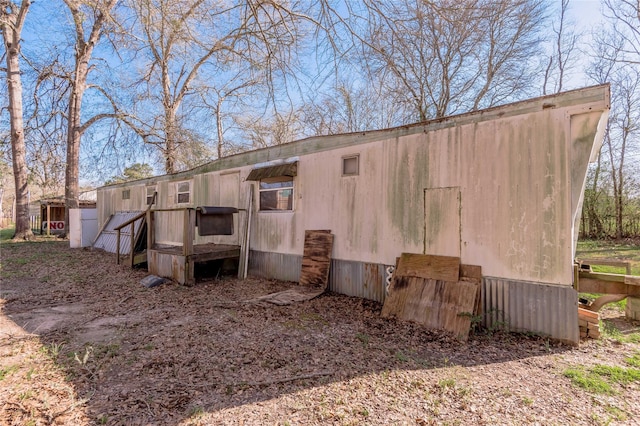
left=578, top=307, right=601, bottom=339
left=381, top=253, right=482, bottom=341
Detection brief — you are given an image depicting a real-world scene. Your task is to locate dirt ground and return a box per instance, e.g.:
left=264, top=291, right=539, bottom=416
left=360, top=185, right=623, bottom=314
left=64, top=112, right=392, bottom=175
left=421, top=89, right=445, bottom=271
left=1, top=239, right=639, bottom=425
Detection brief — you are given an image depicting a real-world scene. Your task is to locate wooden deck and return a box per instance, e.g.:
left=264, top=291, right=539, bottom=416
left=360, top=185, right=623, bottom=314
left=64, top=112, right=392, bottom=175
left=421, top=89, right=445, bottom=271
left=153, top=243, right=240, bottom=263
left=146, top=208, right=244, bottom=285
left=148, top=243, right=240, bottom=285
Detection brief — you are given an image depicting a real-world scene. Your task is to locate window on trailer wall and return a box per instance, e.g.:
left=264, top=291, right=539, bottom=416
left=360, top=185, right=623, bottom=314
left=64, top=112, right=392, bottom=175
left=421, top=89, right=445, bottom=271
left=146, top=186, right=156, bottom=205
left=342, top=155, right=359, bottom=176
left=176, top=181, right=190, bottom=204
left=259, top=176, right=294, bottom=211
left=122, top=189, right=130, bottom=200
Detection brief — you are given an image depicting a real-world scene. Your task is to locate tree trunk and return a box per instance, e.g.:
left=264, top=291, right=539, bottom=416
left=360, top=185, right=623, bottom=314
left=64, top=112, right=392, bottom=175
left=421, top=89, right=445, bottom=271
left=165, top=106, right=177, bottom=174
left=2, top=0, right=33, bottom=240
left=216, top=98, right=224, bottom=159
left=64, top=87, right=83, bottom=231
left=62, top=0, right=117, bottom=235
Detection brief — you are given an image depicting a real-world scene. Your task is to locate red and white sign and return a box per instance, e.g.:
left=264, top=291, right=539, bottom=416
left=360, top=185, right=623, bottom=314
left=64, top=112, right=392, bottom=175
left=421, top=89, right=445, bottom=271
left=42, top=221, right=65, bottom=230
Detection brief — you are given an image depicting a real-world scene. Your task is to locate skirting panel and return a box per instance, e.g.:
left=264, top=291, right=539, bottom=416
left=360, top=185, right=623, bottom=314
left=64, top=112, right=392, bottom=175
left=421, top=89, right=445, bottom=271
left=248, top=250, right=302, bottom=283
left=249, top=251, right=387, bottom=303
left=328, top=259, right=387, bottom=303
left=482, top=277, right=579, bottom=344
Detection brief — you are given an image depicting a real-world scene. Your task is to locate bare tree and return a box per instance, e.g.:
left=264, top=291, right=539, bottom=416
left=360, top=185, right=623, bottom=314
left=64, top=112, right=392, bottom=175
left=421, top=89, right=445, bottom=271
left=122, top=0, right=310, bottom=173
left=602, top=0, right=640, bottom=65
left=605, top=69, right=639, bottom=238
left=586, top=7, right=640, bottom=239
left=237, top=109, right=303, bottom=149
left=359, top=0, right=547, bottom=121
left=301, top=81, right=399, bottom=136
left=542, top=0, right=579, bottom=94
left=62, top=0, right=118, bottom=231
left=24, top=58, right=71, bottom=198
left=1, top=0, right=33, bottom=239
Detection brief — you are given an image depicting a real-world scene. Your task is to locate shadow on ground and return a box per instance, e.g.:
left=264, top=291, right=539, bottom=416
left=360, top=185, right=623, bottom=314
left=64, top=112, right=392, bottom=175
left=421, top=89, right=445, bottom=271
left=1, top=240, right=579, bottom=425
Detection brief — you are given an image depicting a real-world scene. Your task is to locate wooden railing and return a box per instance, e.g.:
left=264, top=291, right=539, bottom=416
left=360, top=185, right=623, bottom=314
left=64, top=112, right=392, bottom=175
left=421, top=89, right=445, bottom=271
left=114, top=192, right=156, bottom=266
left=114, top=211, right=147, bottom=266
left=145, top=207, right=196, bottom=257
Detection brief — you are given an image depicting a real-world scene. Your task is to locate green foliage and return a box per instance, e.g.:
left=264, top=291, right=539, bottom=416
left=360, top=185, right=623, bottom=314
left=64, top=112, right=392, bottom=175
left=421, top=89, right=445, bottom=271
left=394, top=350, right=408, bottom=362
left=625, top=353, right=640, bottom=368
left=0, top=227, right=15, bottom=241
left=576, top=240, right=640, bottom=275
left=563, top=367, right=615, bottom=394
left=599, top=321, right=640, bottom=343
left=356, top=332, right=370, bottom=347
left=0, top=365, right=19, bottom=380
left=438, top=378, right=456, bottom=389
left=564, top=363, right=640, bottom=394
left=105, top=163, right=154, bottom=185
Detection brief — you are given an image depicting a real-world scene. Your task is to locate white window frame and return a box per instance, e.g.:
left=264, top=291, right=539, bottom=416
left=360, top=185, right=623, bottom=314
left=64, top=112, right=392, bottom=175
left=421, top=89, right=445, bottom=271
left=258, top=176, right=294, bottom=212
left=176, top=181, right=191, bottom=204
left=146, top=185, right=157, bottom=205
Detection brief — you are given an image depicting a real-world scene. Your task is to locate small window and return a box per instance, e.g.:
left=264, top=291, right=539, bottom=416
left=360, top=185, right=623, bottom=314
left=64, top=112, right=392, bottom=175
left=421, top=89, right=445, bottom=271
left=146, top=186, right=156, bottom=205
left=342, top=155, right=359, bottom=176
left=176, top=181, right=190, bottom=204
left=259, top=176, right=294, bottom=211
left=122, top=189, right=130, bottom=200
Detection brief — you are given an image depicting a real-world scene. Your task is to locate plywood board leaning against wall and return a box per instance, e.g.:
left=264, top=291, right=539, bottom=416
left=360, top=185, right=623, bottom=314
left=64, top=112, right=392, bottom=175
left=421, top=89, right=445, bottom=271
left=382, top=253, right=481, bottom=341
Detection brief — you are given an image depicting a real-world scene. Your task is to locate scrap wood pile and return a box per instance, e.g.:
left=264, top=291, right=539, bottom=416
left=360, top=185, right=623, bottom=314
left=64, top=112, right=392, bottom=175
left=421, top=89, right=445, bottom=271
left=248, top=230, right=334, bottom=306
left=578, top=306, right=601, bottom=339
left=382, top=253, right=482, bottom=341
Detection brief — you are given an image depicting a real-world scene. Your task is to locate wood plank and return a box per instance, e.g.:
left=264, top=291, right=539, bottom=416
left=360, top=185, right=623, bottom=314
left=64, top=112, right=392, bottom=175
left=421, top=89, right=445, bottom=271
left=578, top=258, right=631, bottom=274
left=579, top=271, right=627, bottom=283
left=395, top=253, right=460, bottom=282
left=299, top=230, right=334, bottom=290
left=381, top=276, right=478, bottom=341
left=586, top=322, right=600, bottom=331
left=625, top=275, right=640, bottom=285
left=578, top=307, right=600, bottom=319
left=578, top=278, right=640, bottom=297
left=460, top=264, right=482, bottom=281
left=579, top=316, right=599, bottom=325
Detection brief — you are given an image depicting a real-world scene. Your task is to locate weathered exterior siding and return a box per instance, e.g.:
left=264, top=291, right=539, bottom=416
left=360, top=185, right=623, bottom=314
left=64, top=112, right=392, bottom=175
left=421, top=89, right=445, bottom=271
left=96, top=86, right=610, bottom=342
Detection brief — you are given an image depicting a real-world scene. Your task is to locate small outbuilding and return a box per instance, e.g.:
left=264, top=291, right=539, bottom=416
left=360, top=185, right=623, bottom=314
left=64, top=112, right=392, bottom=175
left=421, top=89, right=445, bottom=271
left=95, top=85, right=610, bottom=344
left=33, top=197, right=96, bottom=235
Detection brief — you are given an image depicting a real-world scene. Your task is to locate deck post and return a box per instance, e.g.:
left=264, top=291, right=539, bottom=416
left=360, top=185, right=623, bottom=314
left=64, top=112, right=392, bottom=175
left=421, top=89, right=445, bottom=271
left=116, top=229, right=121, bottom=265
left=147, top=210, right=154, bottom=250
left=183, top=208, right=196, bottom=285
left=130, top=221, right=136, bottom=267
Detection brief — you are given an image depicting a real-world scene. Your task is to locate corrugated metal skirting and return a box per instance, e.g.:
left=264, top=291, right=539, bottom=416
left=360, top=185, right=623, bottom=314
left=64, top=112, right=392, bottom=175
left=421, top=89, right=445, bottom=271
left=249, top=251, right=387, bottom=302
left=249, top=251, right=302, bottom=283
left=482, top=277, right=579, bottom=344
left=249, top=251, right=579, bottom=342
left=93, top=211, right=144, bottom=255
left=328, top=260, right=386, bottom=303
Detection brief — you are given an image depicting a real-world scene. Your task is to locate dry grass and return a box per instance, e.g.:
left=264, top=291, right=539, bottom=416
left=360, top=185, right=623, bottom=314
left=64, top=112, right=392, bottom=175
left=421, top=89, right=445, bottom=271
left=1, top=239, right=639, bottom=425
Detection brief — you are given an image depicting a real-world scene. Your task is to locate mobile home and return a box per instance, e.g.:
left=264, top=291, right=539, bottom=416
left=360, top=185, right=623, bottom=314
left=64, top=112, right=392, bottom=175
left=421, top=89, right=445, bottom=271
left=96, top=85, right=610, bottom=343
